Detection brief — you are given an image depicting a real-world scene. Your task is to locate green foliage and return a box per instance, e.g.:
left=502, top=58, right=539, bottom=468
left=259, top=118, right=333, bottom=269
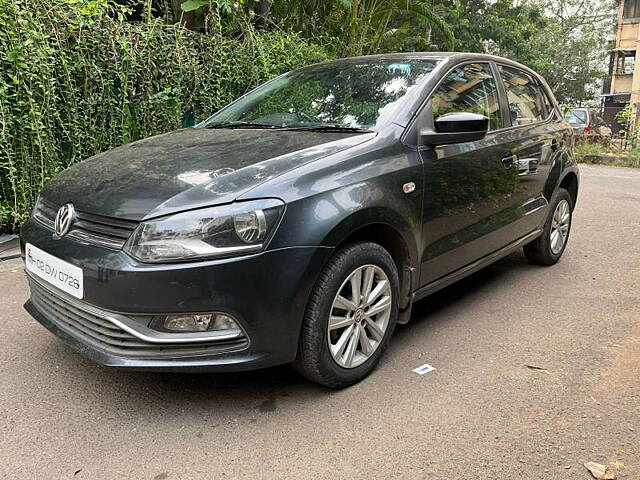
left=0, top=0, right=329, bottom=231
left=575, top=139, right=608, bottom=156
left=181, top=0, right=211, bottom=11
left=0, top=0, right=616, bottom=232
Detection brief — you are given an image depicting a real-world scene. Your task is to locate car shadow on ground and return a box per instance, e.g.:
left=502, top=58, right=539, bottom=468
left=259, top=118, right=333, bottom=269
left=48, top=250, right=537, bottom=411
left=398, top=250, right=534, bottom=334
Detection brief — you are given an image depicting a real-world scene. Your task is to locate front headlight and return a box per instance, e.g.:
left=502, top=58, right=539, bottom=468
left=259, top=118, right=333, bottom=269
left=124, top=199, right=285, bottom=263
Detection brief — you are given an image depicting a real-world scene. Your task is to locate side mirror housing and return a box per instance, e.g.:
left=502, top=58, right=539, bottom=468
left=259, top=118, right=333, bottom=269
left=420, top=112, right=489, bottom=146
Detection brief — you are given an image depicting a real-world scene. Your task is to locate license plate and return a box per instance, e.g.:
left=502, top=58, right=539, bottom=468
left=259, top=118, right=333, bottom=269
left=25, top=243, right=84, bottom=299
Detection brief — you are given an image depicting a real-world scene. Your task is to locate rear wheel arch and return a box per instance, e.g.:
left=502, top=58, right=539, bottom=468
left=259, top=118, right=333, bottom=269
left=559, top=171, right=578, bottom=209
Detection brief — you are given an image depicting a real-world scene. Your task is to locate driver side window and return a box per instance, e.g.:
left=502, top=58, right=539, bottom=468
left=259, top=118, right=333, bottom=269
left=432, top=63, right=504, bottom=131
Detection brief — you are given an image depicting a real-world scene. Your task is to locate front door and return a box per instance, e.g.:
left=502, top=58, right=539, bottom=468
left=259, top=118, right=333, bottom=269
left=418, top=62, right=522, bottom=286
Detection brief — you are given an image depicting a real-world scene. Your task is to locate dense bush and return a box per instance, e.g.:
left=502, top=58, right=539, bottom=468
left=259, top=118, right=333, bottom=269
left=0, top=0, right=331, bottom=232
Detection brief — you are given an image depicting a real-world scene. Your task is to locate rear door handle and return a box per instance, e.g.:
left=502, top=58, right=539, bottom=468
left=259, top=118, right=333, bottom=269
left=501, top=154, right=517, bottom=169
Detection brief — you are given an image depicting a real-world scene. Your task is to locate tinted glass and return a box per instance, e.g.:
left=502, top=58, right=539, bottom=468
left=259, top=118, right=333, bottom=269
left=204, top=59, right=439, bottom=130
left=431, top=63, right=503, bottom=130
left=499, top=66, right=550, bottom=126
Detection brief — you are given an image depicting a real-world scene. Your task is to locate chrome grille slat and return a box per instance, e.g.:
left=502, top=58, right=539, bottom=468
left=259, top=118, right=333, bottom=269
left=35, top=289, right=121, bottom=331
left=36, top=299, right=153, bottom=349
left=33, top=198, right=137, bottom=249
left=73, top=219, right=133, bottom=240
left=75, top=211, right=138, bottom=231
left=28, top=279, right=248, bottom=357
left=34, top=295, right=132, bottom=340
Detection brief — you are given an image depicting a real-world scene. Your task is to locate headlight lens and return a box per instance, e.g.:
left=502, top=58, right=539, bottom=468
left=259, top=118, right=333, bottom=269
left=124, top=199, right=285, bottom=263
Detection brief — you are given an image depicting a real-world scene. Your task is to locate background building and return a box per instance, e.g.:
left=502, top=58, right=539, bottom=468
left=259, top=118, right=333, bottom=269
left=604, top=0, right=640, bottom=130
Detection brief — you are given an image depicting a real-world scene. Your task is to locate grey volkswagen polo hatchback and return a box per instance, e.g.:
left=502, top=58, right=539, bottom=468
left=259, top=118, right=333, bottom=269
left=21, top=53, right=578, bottom=387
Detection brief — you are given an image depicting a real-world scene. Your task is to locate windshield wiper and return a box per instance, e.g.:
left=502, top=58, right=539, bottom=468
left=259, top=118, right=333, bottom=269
left=283, top=125, right=374, bottom=133
left=205, top=122, right=284, bottom=130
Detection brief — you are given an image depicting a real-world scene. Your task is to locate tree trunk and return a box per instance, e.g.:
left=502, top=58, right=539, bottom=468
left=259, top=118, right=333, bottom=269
left=348, top=0, right=362, bottom=54
left=179, top=0, right=195, bottom=30
left=255, top=0, right=271, bottom=29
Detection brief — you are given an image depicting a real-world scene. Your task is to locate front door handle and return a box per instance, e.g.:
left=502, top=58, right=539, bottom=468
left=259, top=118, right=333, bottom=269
left=501, top=154, right=517, bottom=169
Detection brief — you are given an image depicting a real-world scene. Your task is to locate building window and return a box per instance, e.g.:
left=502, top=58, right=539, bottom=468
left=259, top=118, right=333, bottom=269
left=617, top=53, right=636, bottom=74
left=624, top=0, right=640, bottom=19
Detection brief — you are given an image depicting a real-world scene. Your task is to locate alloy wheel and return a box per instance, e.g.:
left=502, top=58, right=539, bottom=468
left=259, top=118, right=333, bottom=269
left=550, top=199, right=571, bottom=254
left=327, top=264, right=392, bottom=369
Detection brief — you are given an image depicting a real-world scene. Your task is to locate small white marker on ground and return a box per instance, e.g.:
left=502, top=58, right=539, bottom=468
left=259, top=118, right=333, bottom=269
left=412, top=363, right=436, bottom=375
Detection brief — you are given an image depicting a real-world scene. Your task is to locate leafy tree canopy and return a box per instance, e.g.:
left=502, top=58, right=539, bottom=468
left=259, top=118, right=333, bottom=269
left=161, top=0, right=615, bottom=104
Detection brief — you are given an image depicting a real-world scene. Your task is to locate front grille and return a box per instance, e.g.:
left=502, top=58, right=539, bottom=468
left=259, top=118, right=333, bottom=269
left=34, top=198, right=138, bottom=249
left=29, top=279, right=248, bottom=358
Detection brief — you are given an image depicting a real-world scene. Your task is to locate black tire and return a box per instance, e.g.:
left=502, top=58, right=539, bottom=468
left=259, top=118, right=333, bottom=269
left=523, top=188, right=573, bottom=265
left=293, top=242, right=399, bottom=388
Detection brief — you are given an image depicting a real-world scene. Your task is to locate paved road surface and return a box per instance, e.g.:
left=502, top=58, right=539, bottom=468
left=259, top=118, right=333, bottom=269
left=1, top=165, right=638, bottom=479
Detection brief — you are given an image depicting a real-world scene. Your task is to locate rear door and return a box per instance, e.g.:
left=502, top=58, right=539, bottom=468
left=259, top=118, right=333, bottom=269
left=494, top=64, right=566, bottom=240
left=417, top=62, right=523, bottom=286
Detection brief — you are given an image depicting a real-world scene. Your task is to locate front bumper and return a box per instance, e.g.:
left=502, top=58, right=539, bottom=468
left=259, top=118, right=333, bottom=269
left=21, top=218, right=332, bottom=372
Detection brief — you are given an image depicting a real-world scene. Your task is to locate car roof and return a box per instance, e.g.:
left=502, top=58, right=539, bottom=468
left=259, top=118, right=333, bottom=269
left=310, top=52, right=536, bottom=74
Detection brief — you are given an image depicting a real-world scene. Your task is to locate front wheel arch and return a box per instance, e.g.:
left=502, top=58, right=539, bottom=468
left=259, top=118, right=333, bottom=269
left=321, top=217, right=417, bottom=310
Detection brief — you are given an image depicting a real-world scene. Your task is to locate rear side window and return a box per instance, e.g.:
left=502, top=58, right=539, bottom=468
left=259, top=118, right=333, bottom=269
left=431, top=63, right=504, bottom=131
left=498, top=65, right=550, bottom=126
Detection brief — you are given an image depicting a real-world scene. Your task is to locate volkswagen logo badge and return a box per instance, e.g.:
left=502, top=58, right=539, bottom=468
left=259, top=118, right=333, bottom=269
left=54, top=203, right=75, bottom=237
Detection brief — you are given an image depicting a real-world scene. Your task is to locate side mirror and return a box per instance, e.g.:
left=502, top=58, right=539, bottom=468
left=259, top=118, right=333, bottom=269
left=420, top=112, right=489, bottom=146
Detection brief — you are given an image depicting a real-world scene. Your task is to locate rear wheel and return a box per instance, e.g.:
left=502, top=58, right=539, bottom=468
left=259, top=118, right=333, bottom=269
left=293, top=242, right=399, bottom=388
left=524, top=188, right=573, bottom=265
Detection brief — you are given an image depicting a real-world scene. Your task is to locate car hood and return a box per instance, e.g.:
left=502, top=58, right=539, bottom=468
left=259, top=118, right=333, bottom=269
left=42, top=128, right=374, bottom=220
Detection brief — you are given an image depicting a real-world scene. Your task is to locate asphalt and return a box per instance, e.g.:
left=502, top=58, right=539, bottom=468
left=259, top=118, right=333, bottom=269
left=0, top=164, right=638, bottom=480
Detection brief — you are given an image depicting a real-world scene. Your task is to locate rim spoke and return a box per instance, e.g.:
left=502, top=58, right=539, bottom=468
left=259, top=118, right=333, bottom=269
left=367, top=295, right=391, bottom=317
left=343, top=327, right=359, bottom=366
left=349, top=268, right=362, bottom=306
left=334, top=294, right=357, bottom=312
left=331, top=324, right=354, bottom=358
left=329, top=315, right=352, bottom=331
left=362, top=266, right=376, bottom=302
left=366, top=279, right=389, bottom=306
left=358, top=324, right=372, bottom=356
left=364, top=317, right=385, bottom=341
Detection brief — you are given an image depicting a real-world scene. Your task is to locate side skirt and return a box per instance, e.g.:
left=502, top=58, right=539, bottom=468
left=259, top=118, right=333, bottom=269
left=412, top=229, right=543, bottom=303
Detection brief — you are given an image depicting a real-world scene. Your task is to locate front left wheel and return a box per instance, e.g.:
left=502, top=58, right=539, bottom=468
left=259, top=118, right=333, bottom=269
left=293, top=242, right=399, bottom=388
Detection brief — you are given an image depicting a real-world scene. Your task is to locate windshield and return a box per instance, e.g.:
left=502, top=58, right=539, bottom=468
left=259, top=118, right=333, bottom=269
left=202, top=59, right=439, bottom=130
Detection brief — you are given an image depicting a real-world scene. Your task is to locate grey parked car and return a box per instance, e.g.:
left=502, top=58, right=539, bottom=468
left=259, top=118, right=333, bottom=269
left=21, top=53, right=578, bottom=387
left=564, top=108, right=611, bottom=137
